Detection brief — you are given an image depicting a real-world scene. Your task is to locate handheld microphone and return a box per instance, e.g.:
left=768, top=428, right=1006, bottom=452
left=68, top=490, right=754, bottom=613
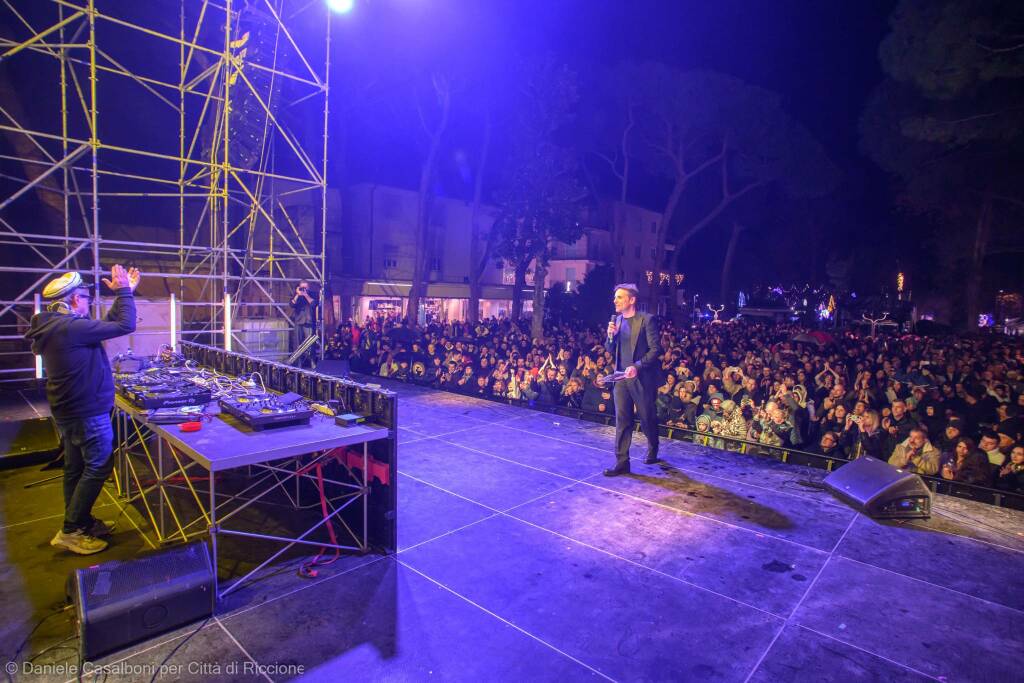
left=608, top=314, right=617, bottom=342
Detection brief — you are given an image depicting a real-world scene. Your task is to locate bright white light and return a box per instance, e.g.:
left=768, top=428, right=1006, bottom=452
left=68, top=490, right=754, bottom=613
left=327, top=0, right=354, bottom=13
left=34, top=293, right=42, bottom=379
left=224, top=292, right=232, bottom=351
left=170, top=293, right=177, bottom=351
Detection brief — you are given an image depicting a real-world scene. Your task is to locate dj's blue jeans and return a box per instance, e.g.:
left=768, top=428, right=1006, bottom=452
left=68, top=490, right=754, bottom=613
left=56, top=413, right=114, bottom=533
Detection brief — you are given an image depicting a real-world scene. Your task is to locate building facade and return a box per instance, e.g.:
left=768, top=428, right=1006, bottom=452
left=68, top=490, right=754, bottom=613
left=330, top=184, right=662, bottom=323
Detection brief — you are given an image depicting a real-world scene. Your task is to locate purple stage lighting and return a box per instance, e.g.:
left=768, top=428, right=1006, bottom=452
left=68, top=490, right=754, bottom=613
left=327, top=0, right=354, bottom=14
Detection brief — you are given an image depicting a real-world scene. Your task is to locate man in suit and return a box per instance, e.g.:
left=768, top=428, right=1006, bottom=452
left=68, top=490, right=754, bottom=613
left=603, top=283, right=661, bottom=476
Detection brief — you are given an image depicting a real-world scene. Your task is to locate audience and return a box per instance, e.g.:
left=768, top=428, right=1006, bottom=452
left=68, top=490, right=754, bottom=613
left=325, top=313, right=1024, bottom=488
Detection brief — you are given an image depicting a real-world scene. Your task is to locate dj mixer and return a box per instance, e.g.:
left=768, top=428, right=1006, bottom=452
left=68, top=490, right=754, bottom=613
left=217, top=394, right=314, bottom=430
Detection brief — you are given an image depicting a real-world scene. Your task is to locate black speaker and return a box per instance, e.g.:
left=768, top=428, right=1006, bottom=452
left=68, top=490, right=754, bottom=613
left=70, top=542, right=214, bottom=661
left=823, top=456, right=932, bottom=519
left=0, top=417, right=60, bottom=466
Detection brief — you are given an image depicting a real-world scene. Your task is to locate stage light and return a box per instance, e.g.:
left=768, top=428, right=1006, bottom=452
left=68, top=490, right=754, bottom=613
left=327, top=0, right=354, bottom=14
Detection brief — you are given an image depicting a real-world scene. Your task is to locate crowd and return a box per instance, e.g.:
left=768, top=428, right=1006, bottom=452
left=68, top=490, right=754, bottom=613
left=324, top=314, right=1024, bottom=492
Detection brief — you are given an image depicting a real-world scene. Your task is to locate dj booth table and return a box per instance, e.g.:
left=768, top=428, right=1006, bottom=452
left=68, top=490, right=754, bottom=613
left=112, top=392, right=393, bottom=603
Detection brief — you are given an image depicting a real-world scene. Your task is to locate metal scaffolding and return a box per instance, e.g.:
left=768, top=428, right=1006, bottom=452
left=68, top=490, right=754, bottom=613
left=0, top=0, right=330, bottom=379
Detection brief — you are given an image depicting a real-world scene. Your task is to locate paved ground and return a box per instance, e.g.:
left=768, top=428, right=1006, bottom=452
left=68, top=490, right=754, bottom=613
left=2, top=379, right=1022, bottom=682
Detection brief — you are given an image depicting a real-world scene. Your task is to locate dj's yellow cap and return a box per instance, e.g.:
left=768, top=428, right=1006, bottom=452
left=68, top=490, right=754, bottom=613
left=42, top=272, right=83, bottom=299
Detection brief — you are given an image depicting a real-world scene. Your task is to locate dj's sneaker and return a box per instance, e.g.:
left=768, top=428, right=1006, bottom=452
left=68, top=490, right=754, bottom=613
left=86, top=517, right=116, bottom=538
left=50, top=529, right=108, bottom=555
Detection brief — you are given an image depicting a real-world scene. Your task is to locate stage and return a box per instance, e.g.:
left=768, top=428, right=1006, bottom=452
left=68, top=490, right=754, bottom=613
left=2, top=380, right=1022, bottom=682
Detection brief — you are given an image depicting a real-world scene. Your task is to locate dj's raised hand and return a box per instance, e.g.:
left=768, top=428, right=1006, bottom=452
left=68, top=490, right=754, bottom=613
left=101, top=264, right=132, bottom=290
left=127, top=266, right=141, bottom=292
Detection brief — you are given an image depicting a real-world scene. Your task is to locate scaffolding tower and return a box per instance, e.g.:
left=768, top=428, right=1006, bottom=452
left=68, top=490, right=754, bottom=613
left=0, top=0, right=331, bottom=379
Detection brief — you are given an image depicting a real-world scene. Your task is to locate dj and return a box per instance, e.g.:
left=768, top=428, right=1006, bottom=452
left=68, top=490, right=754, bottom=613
left=603, top=283, right=661, bottom=476
left=25, top=265, right=139, bottom=554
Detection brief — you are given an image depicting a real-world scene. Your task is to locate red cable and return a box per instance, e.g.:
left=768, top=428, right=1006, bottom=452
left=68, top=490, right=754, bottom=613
left=299, top=453, right=344, bottom=577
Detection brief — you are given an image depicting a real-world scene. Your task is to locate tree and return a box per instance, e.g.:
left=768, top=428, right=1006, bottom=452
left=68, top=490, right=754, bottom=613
left=581, top=63, right=646, bottom=283
left=466, top=108, right=493, bottom=323
left=407, top=73, right=451, bottom=326
left=719, top=221, right=746, bottom=306
left=861, top=0, right=1024, bottom=328
left=492, top=58, right=585, bottom=340
left=544, top=281, right=579, bottom=326
left=574, top=264, right=616, bottom=330
left=586, top=64, right=836, bottom=315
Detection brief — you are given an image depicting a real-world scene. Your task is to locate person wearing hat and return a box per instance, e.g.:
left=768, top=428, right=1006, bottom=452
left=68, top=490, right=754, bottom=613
left=937, top=416, right=965, bottom=453
left=603, top=283, right=660, bottom=475
left=25, top=265, right=139, bottom=555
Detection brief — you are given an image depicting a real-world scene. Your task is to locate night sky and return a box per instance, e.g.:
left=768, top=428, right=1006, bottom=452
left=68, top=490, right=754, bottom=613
left=333, top=0, right=900, bottom=293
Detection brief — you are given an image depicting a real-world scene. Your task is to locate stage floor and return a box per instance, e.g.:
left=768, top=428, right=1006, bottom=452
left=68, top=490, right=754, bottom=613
left=2, top=380, right=1023, bottom=682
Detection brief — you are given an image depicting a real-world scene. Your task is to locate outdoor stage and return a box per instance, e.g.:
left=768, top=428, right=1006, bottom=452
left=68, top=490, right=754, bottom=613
left=2, top=379, right=1022, bottom=682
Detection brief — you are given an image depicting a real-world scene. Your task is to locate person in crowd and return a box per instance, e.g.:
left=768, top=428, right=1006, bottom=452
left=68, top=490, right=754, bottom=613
left=882, top=399, right=916, bottom=446
left=26, top=266, right=139, bottom=555
left=996, top=404, right=1023, bottom=450
left=720, top=399, right=749, bottom=440
left=994, top=444, right=1024, bottom=492
left=846, top=410, right=889, bottom=460
left=323, top=310, right=1022, bottom=482
left=978, top=430, right=1006, bottom=468
left=812, top=430, right=844, bottom=458
left=940, top=437, right=992, bottom=486
left=937, top=417, right=966, bottom=453
left=888, top=427, right=941, bottom=476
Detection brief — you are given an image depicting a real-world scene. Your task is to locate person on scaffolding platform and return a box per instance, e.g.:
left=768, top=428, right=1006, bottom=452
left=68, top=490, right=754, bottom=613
left=25, top=265, right=139, bottom=555
left=603, top=283, right=661, bottom=476
left=290, top=279, right=317, bottom=365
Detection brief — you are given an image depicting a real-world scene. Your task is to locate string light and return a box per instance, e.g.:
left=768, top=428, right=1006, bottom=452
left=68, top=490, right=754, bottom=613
left=674, top=273, right=684, bottom=285
left=645, top=270, right=653, bottom=284
left=659, top=272, right=669, bottom=285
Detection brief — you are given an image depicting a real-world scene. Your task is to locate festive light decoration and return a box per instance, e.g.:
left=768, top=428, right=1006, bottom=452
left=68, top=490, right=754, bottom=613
left=707, top=304, right=724, bottom=323
left=862, top=311, right=889, bottom=338
left=675, top=273, right=685, bottom=285
left=659, top=272, right=670, bottom=285
left=897, top=272, right=905, bottom=293
left=645, top=270, right=654, bottom=284
left=827, top=295, right=836, bottom=314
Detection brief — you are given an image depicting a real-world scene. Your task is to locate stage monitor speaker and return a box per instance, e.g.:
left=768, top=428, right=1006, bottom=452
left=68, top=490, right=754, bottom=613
left=70, top=542, right=214, bottom=661
left=0, top=417, right=60, bottom=468
left=823, top=456, right=932, bottom=519
left=317, top=359, right=350, bottom=378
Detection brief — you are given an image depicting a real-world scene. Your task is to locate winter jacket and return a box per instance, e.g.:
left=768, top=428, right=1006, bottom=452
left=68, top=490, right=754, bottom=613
left=24, top=288, right=136, bottom=420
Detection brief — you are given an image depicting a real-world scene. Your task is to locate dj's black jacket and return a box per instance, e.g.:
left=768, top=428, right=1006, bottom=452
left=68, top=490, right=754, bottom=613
left=25, top=288, right=136, bottom=420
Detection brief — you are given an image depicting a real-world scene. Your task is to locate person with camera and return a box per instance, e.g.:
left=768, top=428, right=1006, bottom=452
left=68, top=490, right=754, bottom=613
left=843, top=410, right=888, bottom=460
left=26, top=266, right=140, bottom=555
left=290, top=279, right=317, bottom=363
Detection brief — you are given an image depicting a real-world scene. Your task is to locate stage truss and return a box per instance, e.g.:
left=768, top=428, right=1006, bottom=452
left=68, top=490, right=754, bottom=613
left=0, top=0, right=331, bottom=379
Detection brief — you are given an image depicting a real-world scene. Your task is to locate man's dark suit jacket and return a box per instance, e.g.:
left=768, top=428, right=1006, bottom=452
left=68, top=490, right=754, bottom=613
left=604, top=312, right=660, bottom=387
